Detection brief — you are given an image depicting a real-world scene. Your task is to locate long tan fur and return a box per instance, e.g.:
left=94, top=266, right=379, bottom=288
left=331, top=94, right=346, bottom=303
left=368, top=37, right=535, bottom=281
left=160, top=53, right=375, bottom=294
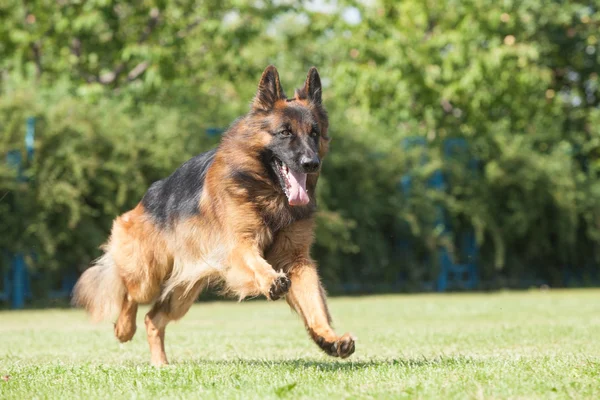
left=71, top=251, right=125, bottom=322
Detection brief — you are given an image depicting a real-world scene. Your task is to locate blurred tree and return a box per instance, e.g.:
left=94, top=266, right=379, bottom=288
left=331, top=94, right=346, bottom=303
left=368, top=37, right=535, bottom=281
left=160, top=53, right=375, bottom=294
left=1, top=0, right=599, bottom=295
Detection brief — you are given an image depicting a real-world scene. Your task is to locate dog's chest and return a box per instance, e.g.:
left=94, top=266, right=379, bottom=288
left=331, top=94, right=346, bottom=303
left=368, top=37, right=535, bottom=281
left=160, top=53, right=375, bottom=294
left=260, top=199, right=315, bottom=235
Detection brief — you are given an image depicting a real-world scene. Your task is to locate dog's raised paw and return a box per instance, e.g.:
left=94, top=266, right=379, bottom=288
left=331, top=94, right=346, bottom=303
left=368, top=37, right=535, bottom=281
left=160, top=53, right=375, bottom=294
left=316, top=333, right=356, bottom=358
left=114, top=321, right=136, bottom=343
left=269, top=275, right=291, bottom=300
left=336, top=333, right=356, bottom=358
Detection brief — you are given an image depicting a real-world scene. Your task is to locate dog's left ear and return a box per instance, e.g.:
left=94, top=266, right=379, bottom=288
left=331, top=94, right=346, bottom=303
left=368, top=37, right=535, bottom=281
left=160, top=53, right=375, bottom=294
left=253, top=65, right=286, bottom=111
left=297, top=67, right=322, bottom=105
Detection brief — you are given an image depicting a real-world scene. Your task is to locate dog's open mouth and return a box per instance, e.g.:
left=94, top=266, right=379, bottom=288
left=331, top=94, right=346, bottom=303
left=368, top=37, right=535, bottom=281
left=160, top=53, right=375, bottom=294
left=272, top=158, right=310, bottom=206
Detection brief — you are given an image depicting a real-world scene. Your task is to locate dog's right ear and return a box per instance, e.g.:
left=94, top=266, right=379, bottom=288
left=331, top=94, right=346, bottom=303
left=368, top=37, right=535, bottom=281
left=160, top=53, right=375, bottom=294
left=295, top=67, right=322, bottom=106
left=253, top=65, right=286, bottom=111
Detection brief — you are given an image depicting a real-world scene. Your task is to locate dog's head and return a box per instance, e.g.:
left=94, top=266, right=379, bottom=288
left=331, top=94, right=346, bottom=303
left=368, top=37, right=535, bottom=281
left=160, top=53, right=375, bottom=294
left=249, top=65, right=330, bottom=206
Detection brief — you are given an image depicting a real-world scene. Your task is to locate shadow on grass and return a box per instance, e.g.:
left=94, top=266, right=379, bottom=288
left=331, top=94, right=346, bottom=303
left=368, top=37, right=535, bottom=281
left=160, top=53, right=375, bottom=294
left=0, top=356, right=485, bottom=375
left=173, top=356, right=482, bottom=371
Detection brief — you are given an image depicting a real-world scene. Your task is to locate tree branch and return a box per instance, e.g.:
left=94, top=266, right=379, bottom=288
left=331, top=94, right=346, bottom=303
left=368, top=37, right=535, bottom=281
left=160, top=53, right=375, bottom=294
left=98, top=8, right=159, bottom=85
left=31, top=41, right=42, bottom=78
left=127, top=61, right=149, bottom=82
left=177, top=17, right=204, bottom=38
left=138, top=8, right=160, bottom=44
left=71, top=38, right=81, bottom=57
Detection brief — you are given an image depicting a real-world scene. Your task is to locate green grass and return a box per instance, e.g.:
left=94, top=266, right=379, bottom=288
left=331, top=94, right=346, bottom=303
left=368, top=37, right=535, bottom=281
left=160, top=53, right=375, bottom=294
left=1, top=289, right=599, bottom=399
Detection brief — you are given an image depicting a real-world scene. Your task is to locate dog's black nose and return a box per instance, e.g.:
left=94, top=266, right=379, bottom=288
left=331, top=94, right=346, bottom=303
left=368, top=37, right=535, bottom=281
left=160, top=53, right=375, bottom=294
left=300, top=155, right=320, bottom=173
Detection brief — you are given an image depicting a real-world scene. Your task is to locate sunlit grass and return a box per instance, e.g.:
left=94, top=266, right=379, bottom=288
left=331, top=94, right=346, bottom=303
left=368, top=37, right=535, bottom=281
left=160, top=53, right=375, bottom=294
left=1, top=289, right=599, bottom=399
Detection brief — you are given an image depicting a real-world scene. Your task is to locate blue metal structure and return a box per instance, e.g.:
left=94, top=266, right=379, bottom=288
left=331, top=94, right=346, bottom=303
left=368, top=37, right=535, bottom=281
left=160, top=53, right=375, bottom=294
left=436, top=138, right=479, bottom=291
left=1, top=117, right=36, bottom=308
left=399, top=137, right=479, bottom=291
left=205, top=127, right=225, bottom=137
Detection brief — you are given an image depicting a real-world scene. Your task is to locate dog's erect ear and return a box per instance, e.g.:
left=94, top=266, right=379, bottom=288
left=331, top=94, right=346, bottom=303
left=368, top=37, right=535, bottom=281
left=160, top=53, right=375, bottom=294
left=253, top=65, right=286, bottom=111
left=296, top=67, right=322, bottom=105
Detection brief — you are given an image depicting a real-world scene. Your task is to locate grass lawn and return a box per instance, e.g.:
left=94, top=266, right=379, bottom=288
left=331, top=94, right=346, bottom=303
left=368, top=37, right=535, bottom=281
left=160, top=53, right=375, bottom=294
left=0, top=289, right=599, bottom=399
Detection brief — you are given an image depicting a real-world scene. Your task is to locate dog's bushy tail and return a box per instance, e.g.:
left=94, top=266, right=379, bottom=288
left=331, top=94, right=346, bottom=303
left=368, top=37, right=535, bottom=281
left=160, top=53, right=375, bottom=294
left=72, top=252, right=125, bottom=322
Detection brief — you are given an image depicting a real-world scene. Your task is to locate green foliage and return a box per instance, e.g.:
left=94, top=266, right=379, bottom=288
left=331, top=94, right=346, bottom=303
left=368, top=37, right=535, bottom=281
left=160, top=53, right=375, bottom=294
left=0, top=75, right=218, bottom=278
left=1, top=0, right=600, bottom=292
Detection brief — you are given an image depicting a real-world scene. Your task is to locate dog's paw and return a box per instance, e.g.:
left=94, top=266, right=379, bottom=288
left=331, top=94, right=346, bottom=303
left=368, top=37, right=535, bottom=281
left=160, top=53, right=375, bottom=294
left=114, top=321, right=136, bottom=343
left=268, top=274, right=291, bottom=300
left=316, top=333, right=356, bottom=359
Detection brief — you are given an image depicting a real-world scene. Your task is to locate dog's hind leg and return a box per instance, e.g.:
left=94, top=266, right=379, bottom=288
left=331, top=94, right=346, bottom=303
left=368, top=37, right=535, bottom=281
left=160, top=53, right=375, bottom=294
left=114, top=293, right=138, bottom=342
left=144, top=305, right=169, bottom=367
left=144, top=280, right=206, bottom=367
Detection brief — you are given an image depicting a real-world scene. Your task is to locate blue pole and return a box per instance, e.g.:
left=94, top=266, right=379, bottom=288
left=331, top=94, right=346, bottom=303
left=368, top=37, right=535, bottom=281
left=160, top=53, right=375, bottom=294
left=11, top=253, right=26, bottom=309
left=26, top=116, right=35, bottom=161
left=9, top=117, right=35, bottom=308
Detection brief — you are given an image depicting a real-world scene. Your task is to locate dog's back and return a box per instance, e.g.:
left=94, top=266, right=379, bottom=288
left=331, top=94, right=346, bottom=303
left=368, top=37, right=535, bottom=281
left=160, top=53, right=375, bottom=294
left=142, top=148, right=216, bottom=228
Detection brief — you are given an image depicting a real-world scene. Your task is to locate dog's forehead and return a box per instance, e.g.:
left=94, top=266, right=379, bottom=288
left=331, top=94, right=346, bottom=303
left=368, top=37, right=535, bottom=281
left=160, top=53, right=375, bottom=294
left=275, top=103, right=316, bottom=126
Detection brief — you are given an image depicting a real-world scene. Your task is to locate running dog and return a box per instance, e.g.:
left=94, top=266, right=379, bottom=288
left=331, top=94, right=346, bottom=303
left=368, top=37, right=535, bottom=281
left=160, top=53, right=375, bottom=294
left=72, top=66, right=355, bottom=366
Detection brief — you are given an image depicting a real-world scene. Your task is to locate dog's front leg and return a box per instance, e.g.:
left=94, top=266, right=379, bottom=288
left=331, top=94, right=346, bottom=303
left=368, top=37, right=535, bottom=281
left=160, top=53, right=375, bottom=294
left=265, top=220, right=355, bottom=358
left=285, top=261, right=356, bottom=358
left=225, top=244, right=290, bottom=300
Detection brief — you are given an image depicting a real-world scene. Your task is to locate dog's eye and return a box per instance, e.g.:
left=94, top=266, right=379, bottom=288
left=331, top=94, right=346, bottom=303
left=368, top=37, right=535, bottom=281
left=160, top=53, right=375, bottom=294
left=311, top=130, right=320, bottom=137
left=279, top=129, right=293, bottom=137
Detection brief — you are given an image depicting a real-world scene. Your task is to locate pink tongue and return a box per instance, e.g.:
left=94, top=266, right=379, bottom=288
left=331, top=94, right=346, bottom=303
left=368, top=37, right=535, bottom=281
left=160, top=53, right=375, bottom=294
left=286, top=169, right=309, bottom=206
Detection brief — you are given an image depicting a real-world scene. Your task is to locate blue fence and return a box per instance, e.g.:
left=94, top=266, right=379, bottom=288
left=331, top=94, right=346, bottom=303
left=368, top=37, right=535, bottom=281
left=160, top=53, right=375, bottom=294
left=1, top=118, right=36, bottom=308
left=399, top=137, right=479, bottom=292
left=1, top=117, right=79, bottom=308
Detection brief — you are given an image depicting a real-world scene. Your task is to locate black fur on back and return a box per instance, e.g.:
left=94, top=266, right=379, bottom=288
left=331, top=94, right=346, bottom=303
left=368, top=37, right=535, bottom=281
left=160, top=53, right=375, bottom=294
left=142, top=148, right=217, bottom=228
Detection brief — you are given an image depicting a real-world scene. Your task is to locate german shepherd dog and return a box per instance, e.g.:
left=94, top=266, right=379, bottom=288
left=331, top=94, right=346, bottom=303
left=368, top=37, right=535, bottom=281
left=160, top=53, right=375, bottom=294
left=72, top=66, right=355, bottom=366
